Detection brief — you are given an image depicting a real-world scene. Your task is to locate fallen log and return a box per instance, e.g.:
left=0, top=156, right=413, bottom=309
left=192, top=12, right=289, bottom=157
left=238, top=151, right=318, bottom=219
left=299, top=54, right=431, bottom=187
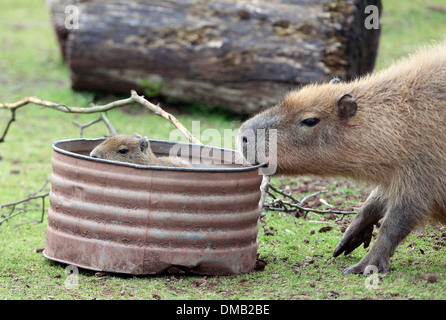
left=48, top=0, right=382, bottom=115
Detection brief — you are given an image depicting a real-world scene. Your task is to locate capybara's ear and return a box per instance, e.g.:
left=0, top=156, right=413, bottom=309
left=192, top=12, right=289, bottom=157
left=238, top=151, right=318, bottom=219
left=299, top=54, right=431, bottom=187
left=329, top=77, right=341, bottom=84
left=138, top=136, right=149, bottom=153
left=335, top=93, right=357, bottom=119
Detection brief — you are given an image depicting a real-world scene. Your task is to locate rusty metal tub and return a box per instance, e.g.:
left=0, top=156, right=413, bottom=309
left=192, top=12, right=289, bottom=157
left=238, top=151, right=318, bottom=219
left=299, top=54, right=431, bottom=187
left=43, top=138, right=264, bottom=275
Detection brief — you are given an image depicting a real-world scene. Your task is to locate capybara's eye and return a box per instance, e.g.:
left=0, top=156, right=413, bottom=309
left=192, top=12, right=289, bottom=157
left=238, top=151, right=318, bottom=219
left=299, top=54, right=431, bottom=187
left=118, top=148, right=129, bottom=154
left=301, top=118, right=320, bottom=127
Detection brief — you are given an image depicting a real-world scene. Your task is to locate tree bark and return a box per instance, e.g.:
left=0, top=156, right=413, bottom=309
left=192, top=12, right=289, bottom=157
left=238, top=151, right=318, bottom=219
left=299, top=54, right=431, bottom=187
left=48, top=0, right=382, bottom=115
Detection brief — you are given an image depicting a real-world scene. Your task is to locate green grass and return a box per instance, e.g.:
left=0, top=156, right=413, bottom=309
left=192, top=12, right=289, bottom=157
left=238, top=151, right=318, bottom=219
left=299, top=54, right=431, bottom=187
left=1, top=0, right=446, bottom=300
left=375, top=0, right=446, bottom=69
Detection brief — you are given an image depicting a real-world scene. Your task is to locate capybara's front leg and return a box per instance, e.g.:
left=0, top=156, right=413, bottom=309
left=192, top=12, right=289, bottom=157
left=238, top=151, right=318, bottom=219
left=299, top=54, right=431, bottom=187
left=342, top=198, right=421, bottom=274
left=333, top=188, right=386, bottom=257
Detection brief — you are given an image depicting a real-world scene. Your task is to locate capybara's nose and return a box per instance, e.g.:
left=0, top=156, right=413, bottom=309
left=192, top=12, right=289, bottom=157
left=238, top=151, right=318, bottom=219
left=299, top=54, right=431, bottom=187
left=90, top=151, right=99, bottom=158
left=238, top=124, right=259, bottom=164
left=239, top=132, right=249, bottom=159
left=241, top=133, right=252, bottom=160
left=242, top=135, right=248, bottom=149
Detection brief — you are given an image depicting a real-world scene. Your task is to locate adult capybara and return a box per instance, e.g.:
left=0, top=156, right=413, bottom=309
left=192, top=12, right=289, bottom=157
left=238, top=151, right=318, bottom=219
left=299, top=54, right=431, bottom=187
left=238, top=43, right=446, bottom=274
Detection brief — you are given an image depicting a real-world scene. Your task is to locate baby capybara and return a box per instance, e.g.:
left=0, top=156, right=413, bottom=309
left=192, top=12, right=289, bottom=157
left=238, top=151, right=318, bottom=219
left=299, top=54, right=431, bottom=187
left=239, top=43, right=446, bottom=274
left=90, top=135, right=192, bottom=168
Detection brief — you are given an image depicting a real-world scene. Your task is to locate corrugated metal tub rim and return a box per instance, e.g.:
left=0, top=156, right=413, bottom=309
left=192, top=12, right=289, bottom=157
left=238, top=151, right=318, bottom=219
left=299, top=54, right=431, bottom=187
left=51, top=138, right=266, bottom=172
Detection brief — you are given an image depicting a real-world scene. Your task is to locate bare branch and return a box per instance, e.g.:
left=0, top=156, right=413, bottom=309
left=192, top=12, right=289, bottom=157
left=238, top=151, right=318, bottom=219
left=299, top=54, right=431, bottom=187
left=268, top=183, right=301, bottom=204
left=0, top=210, right=25, bottom=226
left=0, top=192, right=50, bottom=226
left=263, top=185, right=357, bottom=219
left=0, top=96, right=123, bottom=113
left=29, top=177, right=51, bottom=198
left=0, top=193, right=48, bottom=209
left=72, top=118, right=102, bottom=138
left=129, top=90, right=202, bottom=145
left=72, top=112, right=118, bottom=138
left=300, top=190, right=327, bottom=206
left=99, top=113, right=118, bottom=136
left=0, top=109, right=16, bottom=143
left=0, top=91, right=202, bottom=145
left=0, top=177, right=51, bottom=226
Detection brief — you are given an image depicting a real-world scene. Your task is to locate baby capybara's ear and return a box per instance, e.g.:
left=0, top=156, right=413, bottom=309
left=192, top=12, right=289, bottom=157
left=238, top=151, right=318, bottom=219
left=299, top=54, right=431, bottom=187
left=138, top=136, right=150, bottom=153
left=335, top=93, right=357, bottom=120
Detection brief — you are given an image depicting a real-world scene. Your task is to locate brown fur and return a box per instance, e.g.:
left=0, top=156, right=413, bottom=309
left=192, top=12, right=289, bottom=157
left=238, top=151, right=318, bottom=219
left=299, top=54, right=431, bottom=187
left=89, top=135, right=192, bottom=168
left=239, top=43, right=446, bottom=274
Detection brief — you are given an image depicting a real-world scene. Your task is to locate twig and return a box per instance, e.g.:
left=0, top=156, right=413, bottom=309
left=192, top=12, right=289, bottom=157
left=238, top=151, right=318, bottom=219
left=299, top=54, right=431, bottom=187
left=263, top=185, right=357, bottom=219
left=0, top=193, right=49, bottom=209
left=71, top=112, right=118, bottom=138
left=300, top=190, right=326, bottom=206
left=0, top=109, right=16, bottom=143
left=99, top=113, right=118, bottom=136
left=268, top=183, right=301, bottom=203
left=0, top=95, right=132, bottom=114
left=29, top=177, right=50, bottom=198
left=0, top=210, right=25, bottom=226
left=0, top=90, right=202, bottom=145
left=0, top=177, right=51, bottom=225
left=0, top=192, right=50, bottom=226
left=129, top=90, right=202, bottom=145
left=72, top=118, right=102, bottom=138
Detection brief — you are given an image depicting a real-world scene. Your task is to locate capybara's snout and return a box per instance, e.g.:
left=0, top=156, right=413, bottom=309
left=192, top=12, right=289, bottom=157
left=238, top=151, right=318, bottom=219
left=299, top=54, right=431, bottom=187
left=238, top=114, right=277, bottom=167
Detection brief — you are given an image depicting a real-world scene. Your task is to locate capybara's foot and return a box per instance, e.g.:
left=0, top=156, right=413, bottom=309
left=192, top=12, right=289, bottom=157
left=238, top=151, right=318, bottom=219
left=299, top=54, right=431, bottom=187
left=333, top=218, right=374, bottom=257
left=342, top=254, right=390, bottom=275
